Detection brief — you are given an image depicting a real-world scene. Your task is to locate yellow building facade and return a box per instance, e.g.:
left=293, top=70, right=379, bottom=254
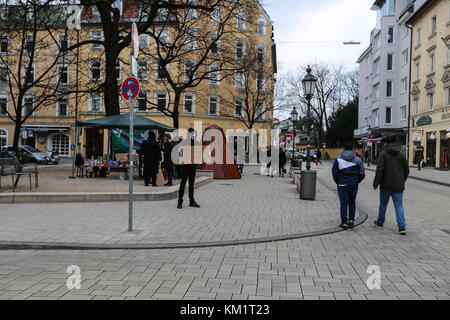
left=0, top=1, right=275, bottom=159
left=407, top=0, right=450, bottom=169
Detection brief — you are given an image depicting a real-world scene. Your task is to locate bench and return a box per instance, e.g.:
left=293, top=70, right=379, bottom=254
left=0, top=157, right=39, bottom=191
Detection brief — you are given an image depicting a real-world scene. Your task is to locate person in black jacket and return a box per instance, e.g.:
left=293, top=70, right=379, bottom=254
left=141, top=132, right=161, bottom=187
left=162, top=134, right=176, bottom=186
left=279, top=148, right=287, bottom=177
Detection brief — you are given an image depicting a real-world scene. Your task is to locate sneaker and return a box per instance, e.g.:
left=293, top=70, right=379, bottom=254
left=373, top=220, right=383, bottom=228
left=189, top=201, right=200, bottom=208
left=177, top=201, right=183, bottom=209
left=348, top=220, right=354, bottom=228
left=339, top=223, right=348, bottom=229
left=399, top=227, right=406, bottom=235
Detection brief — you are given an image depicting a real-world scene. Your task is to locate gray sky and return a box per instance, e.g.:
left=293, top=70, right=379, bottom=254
left=263, top=0, right=376, bottom=75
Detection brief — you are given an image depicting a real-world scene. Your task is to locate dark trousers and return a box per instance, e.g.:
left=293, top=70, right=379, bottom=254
left=337, top=184, right=358, bottom=224
left=178, top=165, right=196, bottom=202
left=165, top=164, right=174, bottom=184
left=144, top=173, right=157, bottom=186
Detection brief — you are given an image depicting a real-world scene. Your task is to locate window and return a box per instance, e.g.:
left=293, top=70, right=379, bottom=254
left=0, top=97, right=7, bottom=115
left=431, top=16, right=437, bottom=35
left=211, top=5, right=221, bottom=24
left=137, top=59, right=148, bottom=81
left=428, top=93, right=434, bottom=110
left=184, top=93, right=195, bottom=113
left=0, top=64, right=8, bottom=85
left=448, top=47, right=450, bottom=65
left=387, top=27, right=394, bottom=43
left=400, top=105, right=407, bottom=121
left=256, top=100, right=265, bottom=120
left=401, top=77, right=408, bottom=93
left=257, top=71, right=266, bottom=91
left=209, top=64, right=220, bottom=86
left=402, top=25, right=409, bottom=39
left=23, top=97, right=33, bottom=117
left=156, top=62, right=168, bottom=80
left=0, top=128, right=7, bottom=147
left=429, top=54, right=435, bottom=73
left=372, top=109, right=379, bottom=127
left=90, top=30, right=102, bottom=49
left=184, top=59, right=196, bottom=82
left=187, top=0, right=197, bottom=18
left=385, top=107, right=392, bottom=124
left=185, top=28, right=197, bottom=50
left=235, top=99, right=244, bottom=117
left=209, top=95, right=219, bottom=115
left=57, top=96, right=68, bottom=117
left=156, top=28, right=169, bottom=46
left=90, top=59, right=101, bottom=81
left=447, top=87, right=450, bottom=106
left=386, top=80, right=393, bottom=97
left=415, top=62, right=420, bottom=80
left=372, top=83, right=379, bottom=101
left=58, top=34, right=69, bottom=52
left=24, top=35, right=34, bottom=54
left=413, top=99, right=419, bottom=114
left=236, top=40, right=245, bottom=59
left=210, top=33, right=220, bottom=55
left=139, top=34, right=149, bottom=49
left=26, top=8, right=34, bottom=21
left=387, top=53, right=393, bottom=71
left=155, top=92, right=168, bottom=111
left=115, top=61, right=121, bottom=80
left=416, top=28, right=421, bottom=46
left=237, top=11, right=246, bottom=30
left=235, top=70, right=245, bottom=89
left=50, top=134, right=70, bottom=156
left=373, top=58, right=380, bottom=76
left=58, top=64, right=69, bottom=85
left=23, top=63, right=34, bottom=84
left=402, top=49, right=408, bottom=66
left=89, top=93, right=101, bottom=112
left=0, top=7, right=8, bottom=20
left=373, top=32, right=381, bottom=51
left=257, top=45, right=265, bottom=63
left=138, top=91, right=147, bottom=111
left=111, top=0, right=122, bottom=16
left=257, top=17, right=266, bottom=35
left=0, top=35, right=8, bottom=53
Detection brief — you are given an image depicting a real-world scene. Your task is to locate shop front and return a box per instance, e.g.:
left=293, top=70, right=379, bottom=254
left=440, top=130, right=450, bottom=169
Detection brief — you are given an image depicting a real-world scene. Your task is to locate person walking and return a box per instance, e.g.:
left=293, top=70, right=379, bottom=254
left=332, top=143, right=365, bottom=229
left=266, top=147, right=273, bottom=177
left=373, top=135, right=409, bottom=235
left=162, top=133, right=176, bottom=186
left=279, top=147, right=287, bottom=177
left=415, top=147, right=424, bottom=171
left=316, top=148, right=323, bottom=166
left=141, top=132, right=161, bottom=187
left=177, top=128, right=201, bottom=209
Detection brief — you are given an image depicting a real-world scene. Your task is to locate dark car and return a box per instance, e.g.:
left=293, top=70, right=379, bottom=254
left=300, top=150, right=317, bottom=161
left=1, top=145, right=49, bottom=164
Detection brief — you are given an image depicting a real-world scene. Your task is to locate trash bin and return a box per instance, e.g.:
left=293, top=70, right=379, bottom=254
left=300, top=170, right=316, bottom=200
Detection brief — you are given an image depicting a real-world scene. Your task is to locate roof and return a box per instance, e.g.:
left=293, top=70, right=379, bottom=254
left=77, top=113, right=175, bottom=131
left=406, top=0, right=438, bottom=25
left=356, top=44, right=373, bottom=63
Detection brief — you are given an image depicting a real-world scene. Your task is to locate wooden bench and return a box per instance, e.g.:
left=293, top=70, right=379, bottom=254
left=0, top=157, right=39, bottom=191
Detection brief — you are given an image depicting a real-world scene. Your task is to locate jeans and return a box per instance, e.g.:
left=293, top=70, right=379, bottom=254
left=238, top=164, right=244, bottom=174
left=417, top=161, right=421, bottom=170
left=337, top=184, right=358, bottom=224
left=376, top=189, right=406, bottom=228
left=165, top=164, right=174, bottom=184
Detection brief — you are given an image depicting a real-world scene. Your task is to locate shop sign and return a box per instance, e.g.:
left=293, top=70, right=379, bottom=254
left=416, top=115, right=432, bottom=127
left=412, top=133, right=421, bottom=142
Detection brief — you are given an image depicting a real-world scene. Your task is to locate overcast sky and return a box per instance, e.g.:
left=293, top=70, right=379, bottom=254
left=263, top=0, right=376, bottom=75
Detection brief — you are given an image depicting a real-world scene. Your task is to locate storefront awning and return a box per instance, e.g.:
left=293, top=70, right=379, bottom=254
left=23, top=124, right=71, bottom=132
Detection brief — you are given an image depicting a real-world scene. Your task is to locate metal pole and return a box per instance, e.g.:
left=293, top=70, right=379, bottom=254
left=306, top=98, right=311, bottom=171
left=128, top=51, right=134, bottom=232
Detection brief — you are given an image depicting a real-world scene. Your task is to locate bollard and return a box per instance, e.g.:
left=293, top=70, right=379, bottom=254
left=300, top=170, right=316, bottom=200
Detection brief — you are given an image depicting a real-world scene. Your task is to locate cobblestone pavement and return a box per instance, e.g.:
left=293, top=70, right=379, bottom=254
left=0, top=163, right=449, bottom=300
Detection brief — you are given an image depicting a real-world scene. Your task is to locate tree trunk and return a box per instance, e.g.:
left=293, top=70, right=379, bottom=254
left=172, top=92, right=182, bottom=129
left=13, top=119, right=22, bottom=153
left=103, top=32, right=120, bottom=116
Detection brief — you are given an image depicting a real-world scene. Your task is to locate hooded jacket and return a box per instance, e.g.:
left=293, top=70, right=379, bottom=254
left=332, top=150, right=365, bottom=185
left=373, top=144, right=409, bottom=191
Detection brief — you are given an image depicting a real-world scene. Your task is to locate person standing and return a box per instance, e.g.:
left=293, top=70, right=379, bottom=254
left=415, top=147, right=424, bottom=171
left=316, top=149, right=323, bottom=166
left=162, top=133, right=176, bottom=186
left=177, top=128, right=201, bottom=209
left=373, top=135, right=409, bottom=235
left=279, top=147, right=287, bottom=177
left=332, top=143, right=365, bottom=229
left=266, top=147, right=273, bottom=177
left=141, top=132, right=161, bottom=187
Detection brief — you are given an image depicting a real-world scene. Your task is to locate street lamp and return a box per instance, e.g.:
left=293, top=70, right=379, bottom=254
left=302, top=66, right=316, bottom=171
left=291, top=107, right=298, bottom=165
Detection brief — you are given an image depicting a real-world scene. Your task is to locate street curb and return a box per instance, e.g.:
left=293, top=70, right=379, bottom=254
left=0, top=174, right=213, bottom=204
left=0, top=178, right=368, bottom=250
left=365, top=168, right=450, bottom=187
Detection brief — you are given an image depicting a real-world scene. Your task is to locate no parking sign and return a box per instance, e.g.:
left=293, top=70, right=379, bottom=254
left=121, top=77, right=140, bottom=101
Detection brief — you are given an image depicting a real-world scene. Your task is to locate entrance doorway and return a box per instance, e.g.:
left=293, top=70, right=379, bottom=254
left=440, top=131, right=449, bottom=169
left=426, top=133, right=436, bottom=167
left=49, top=133, right=70, bottom=157
left=85, top=128, right=104, bottom=159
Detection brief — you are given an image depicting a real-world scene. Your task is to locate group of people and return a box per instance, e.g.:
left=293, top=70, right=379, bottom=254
left=332, top=135, right=409, bottom=234
left=138, top=128, right=200, bottom=210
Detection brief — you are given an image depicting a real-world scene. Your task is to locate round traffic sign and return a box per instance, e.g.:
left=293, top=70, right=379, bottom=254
left=367, top=136, right=373, bottom=143
left=121, top=77, right=140, bottom=101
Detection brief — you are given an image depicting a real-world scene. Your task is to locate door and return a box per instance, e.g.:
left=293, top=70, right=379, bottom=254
left=440, top=131, right=449, bottom=169
left=50, top=133, right=70, bottom=157
left=426, top=134, right=436, bottom=167
left=85, top=128, right=104, bottom=159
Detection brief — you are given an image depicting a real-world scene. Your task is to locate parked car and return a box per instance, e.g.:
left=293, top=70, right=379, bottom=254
left=1, top=145, right=49, bottom=164
left=300, top=150, right=317, bottom=161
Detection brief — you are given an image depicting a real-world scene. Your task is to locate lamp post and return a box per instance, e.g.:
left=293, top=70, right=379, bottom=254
left=291, top=107, right=298, bottom=166
left=302, top=66, right=317, bottom=171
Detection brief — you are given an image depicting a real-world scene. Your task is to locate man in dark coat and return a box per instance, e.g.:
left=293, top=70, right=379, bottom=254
left=415, top=147, right=424, bottom=171
left=373, top=135, right=409, bottom=234
left=177, top=128, right=201, bottom=209
left=162, top=133, right=176, bottom=186
left=141, top=132, right=161, bottom=187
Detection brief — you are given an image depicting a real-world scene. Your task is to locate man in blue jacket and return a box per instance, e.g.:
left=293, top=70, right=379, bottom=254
left=332, top=143, right=365, bottom=229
